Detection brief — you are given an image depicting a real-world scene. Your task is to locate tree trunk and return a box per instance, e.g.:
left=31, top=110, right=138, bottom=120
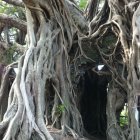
left=1, top=0, right=140, bottom=139
left=0, top=0, right=88, bottom=139
left=127, top=3, right=140, bottom=140
left=87, top=0, right=140, bottom=139
left=106, top=84, right=126, bottom=140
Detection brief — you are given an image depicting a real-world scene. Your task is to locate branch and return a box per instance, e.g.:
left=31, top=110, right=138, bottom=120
left=14, top=42, right=26, bottom=53
left=0, top=14, right=27, bottom=32
left=0, top=41, right=26, bottom=54
left=86, top=0, right=100, bottom=21
left=67, top=0, right=89, bottom=34
left=2, top=0, right=24, bottom=7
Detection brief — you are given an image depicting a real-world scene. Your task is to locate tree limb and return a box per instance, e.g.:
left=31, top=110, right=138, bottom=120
left=2, top=0, right=24, bottom=7
left=0, top=14, right=27, bottom=32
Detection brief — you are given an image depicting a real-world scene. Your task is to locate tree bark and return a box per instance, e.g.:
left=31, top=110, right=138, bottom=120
left=1, top=0, right=140, bottom=139
left=0, top=0, right=88, bottom=139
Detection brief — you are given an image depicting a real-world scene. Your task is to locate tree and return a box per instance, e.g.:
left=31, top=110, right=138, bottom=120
left=0, top=0, right=140, bottom=140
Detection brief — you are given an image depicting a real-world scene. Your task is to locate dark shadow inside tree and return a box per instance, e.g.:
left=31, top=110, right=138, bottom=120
left=79, top=69, right=108, bottom=139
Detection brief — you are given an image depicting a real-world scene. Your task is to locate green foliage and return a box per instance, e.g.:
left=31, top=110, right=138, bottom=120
left=120, top=116, right=128, bottom=127
left=56, top=104, right=65, bottom=116
left=120, top=105, right=128, bottom=127
left=0, top=45, right=17, bottom=64
left=79, top=0, right=87, bottom=9
left=5, top=46, right=17, bottom=63
left=0, top=1, right=25, bottom=65
left=0, top=1, right=24, bottom=17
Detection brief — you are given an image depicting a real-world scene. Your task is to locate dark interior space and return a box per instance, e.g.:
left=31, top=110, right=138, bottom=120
left=79, top=69, right=108, bottom=139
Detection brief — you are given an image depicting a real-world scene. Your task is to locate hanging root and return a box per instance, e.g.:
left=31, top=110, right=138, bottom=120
left=0, top=0, right=88, bottom=140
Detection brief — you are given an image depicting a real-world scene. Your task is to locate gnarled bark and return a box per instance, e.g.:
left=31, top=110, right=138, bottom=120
left=1, top=0, right=140, bottom=139
left=0, top=0, right=88, bottom=139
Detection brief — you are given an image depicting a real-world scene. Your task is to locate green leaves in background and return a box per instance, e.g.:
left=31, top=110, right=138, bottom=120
left=79, top=0, right=87, bottom=9
left=0, top=0, right=24, bottom=17
left=56, top=104, right=65, bottom=116
left=120, top=105, right=128, bottom=128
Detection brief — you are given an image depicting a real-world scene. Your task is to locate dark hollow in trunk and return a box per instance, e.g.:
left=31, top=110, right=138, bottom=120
left=79, top=69, right=108, bottom=139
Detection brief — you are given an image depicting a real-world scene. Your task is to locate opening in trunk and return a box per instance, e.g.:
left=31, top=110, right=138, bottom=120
left=79, top=69, right=108, bottom=139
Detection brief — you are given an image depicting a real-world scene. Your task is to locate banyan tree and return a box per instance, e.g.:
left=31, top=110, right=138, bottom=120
left=0, top=0, right=140, bottom=140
